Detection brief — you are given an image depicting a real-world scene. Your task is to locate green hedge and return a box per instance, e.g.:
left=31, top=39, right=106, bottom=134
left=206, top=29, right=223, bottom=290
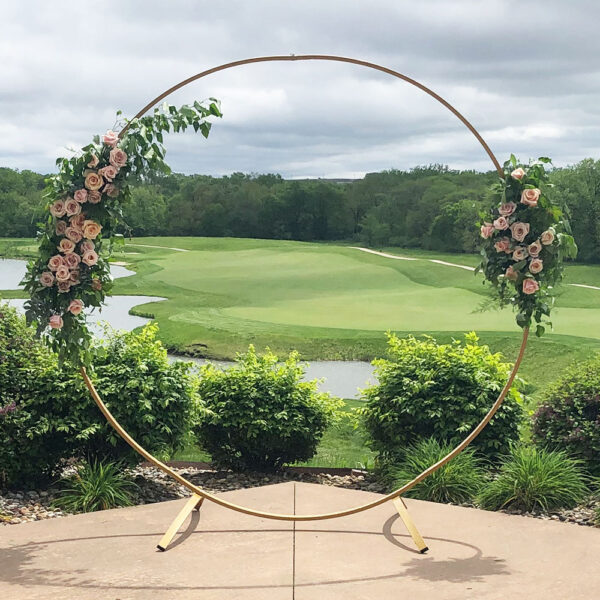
left=360, top=333, right=525, bottom=461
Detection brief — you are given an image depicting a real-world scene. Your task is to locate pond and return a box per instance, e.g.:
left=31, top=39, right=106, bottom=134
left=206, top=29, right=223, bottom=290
left=0, top=258, right=376, bottom=398
left=178, top=357, right=376, bottom=399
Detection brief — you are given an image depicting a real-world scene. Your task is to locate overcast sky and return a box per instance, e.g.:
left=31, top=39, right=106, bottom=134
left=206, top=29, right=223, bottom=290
left=2, top=1, right=599, bottom=178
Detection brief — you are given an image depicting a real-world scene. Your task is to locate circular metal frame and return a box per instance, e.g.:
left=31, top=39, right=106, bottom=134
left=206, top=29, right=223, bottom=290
left=82, top=54, right=526, bottom=521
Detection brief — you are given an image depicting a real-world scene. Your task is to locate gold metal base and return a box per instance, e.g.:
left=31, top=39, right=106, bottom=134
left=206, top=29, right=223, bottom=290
left=157, top=494, right=204, bottom=552
left=156, top=491, right=428, bottom=554
left=393, top=497, right=428, bottom=553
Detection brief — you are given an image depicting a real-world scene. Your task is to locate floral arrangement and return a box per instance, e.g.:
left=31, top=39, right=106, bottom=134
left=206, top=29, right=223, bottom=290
left=477, top=155, right=577, bottom=336
left=22, top=100, right=222, bottom=364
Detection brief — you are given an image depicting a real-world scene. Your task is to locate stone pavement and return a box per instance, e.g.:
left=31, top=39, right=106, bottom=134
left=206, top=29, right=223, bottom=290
left=1, top=482, right=598, bottom=599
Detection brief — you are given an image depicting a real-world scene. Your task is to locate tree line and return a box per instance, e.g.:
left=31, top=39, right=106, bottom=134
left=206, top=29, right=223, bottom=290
left=1, top=160, right=599, bottom=262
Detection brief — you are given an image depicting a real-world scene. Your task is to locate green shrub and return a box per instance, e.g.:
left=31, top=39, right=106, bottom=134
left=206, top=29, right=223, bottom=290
left=532, top=355, right=600, bottom=475
left=360, top=333, right=524, bottom=461
left=80, top=324, right=197, bottom=462
left=0, top=307, right=196, bottom=489
left=382, top=437, right=486, bottom=504
left=0, top=303, right=71, bottom=487
left=194, top=346, right=343, bottom=471
left=477, top=446, right=590, bottom=512
left=52, top=459, right=136, bottom=512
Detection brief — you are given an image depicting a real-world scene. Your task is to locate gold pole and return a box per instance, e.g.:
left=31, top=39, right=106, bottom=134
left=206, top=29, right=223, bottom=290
left=393, top=497, right=428, bottom=553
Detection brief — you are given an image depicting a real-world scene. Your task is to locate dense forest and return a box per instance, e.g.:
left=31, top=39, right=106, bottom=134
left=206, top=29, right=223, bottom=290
left=1, top=160, right=599, bottom=262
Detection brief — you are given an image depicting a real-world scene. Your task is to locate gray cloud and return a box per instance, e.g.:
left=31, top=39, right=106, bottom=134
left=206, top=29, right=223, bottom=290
left=2, top=0, right=600, bottom=177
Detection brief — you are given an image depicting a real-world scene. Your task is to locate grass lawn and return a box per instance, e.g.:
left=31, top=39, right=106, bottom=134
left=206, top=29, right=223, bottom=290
left=172, top=398, right=376, bottom=469
left=3, top=236, right=600, bottom=397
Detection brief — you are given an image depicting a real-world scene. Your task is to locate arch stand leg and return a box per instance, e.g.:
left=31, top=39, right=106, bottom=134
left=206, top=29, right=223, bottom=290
left=393, top=497, right=428, bottom=553
left=157, top=494, right=204, bottom=551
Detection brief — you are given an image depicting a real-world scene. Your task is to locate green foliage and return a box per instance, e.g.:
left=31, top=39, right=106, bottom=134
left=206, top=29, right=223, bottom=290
left=52, top=459, right=136, bottom=512
left=80, top=323, right=197, bottom=462
left=194, top=346, right=343, bottom=471
left=382, top=437, right=486, bottom=503
left=22, top=100, right=222, bottom=366
left=477, top=446, right=590, bottom=512
left=0, top=303, right=69, bottom=488
left=531, top=354, right=600, bottom=474
left=477, top=156, right=577, bottom=335
left=0, top=306, right=196, bottom=488
left=360, top=332, right=524, bottom=460
left=3, top=159, right=600, bottom=263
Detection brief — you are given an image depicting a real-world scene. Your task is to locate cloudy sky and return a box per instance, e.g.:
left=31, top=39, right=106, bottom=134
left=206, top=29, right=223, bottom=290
left=2, top=1, right=599, bottom=178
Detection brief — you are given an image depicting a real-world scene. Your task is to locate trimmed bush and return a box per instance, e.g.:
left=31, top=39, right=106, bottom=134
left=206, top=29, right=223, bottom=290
left=360, top=333, right=524, bottom=461
left=0, top=306, right=196, bottom=489
left=532, top=354, right=600, bottom=475
left=382, top=437, right=486, bottom=504
left=52, top=459, right=137, bottom=512
left=81, top=324, right=197, bottom=462
left=477, top=446, right=590, bottom=512
left=0, top=303, right=70, bottom=487
left=194, top=346, right=342, bottom=471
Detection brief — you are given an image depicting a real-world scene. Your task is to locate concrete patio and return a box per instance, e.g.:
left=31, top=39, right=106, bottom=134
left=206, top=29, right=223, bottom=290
left=1, top=482, right=598, bottom=599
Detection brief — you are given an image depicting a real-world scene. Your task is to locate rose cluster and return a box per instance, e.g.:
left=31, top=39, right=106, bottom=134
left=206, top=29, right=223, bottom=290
left=42, top=131, right=127, bottom=329
left=480, top=167, right=556, bottom=296
left=478, top=157, right=576, bottom=334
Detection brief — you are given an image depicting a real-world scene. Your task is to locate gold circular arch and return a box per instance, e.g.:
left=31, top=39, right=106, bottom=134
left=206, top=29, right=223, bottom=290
left=82, top=54, right=526, bottom=522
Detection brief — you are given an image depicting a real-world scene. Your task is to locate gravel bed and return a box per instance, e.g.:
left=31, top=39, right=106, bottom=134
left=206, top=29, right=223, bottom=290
left=1, top=465, right=598, bottom=528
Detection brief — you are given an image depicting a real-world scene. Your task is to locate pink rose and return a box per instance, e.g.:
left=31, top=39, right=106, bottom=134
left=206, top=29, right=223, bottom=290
left=49, top=315, right=63, bottom=329
left=512, top=246, right=529, bottom=261
left=82, top=250, right=99, bottom=266
left=510, top=221, right=530, bottom=242
left=494, top=237, right=511, bottom=253
left=480, top=223, right=494, bottom=239
left=40, top=271, right=55, bottom=287
left=80, top=239, right=95, bottom=253
left=505, top=266, right=519, bottom=281
left=109, top=148, right=128, bottom=168
left=57, top=280, right=71, bottom=293
left=83, top=220, right=102, bottom=240
left=99, top=165, right=119, bottom=182
left=528, top=240, right=542, bottom=257
left=65, top=227, right=83, bottom=244
left=87, top=154, right=99, bottom=168
left=541, top=229, right=555, bottom=245
left=103, top=183, right=119, bottom=198
left=70, top=213, right=86, bottom=231
left=523, top=279, right=540, bottom=295
left=50, top=200, right=66, bottom=218
left=529, top=258, right=543, bottom=274
left=102, top=130, right=119, bottom=147
left=55, top=220, right=68, bottom=236
left=74, top=189, right=88, bottom=204
left=55, top=265, right=71, bottom=282
left=493, top=216, right=509, bottom=231
left=69, top=269, right=81, bottom=285
left=521, top=188, right=541, bottom=207
left=91, top=278, right=102, bottom=291
left=64, top=252, right=81, bottom=269
left=65, top=197, right=81, bottom=217
left=84, top=171, right=104, bottom=191
left=88, top=190, right=102, bottom=204
left=58, top=238, right=76, bottom=254
left=48, top=255, right=64, bottom=271
left=511, top=167, right=526, bottom=180
left=499, top=202, right=517, bottom=217
left=68, top=299, right=84, bottom=315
